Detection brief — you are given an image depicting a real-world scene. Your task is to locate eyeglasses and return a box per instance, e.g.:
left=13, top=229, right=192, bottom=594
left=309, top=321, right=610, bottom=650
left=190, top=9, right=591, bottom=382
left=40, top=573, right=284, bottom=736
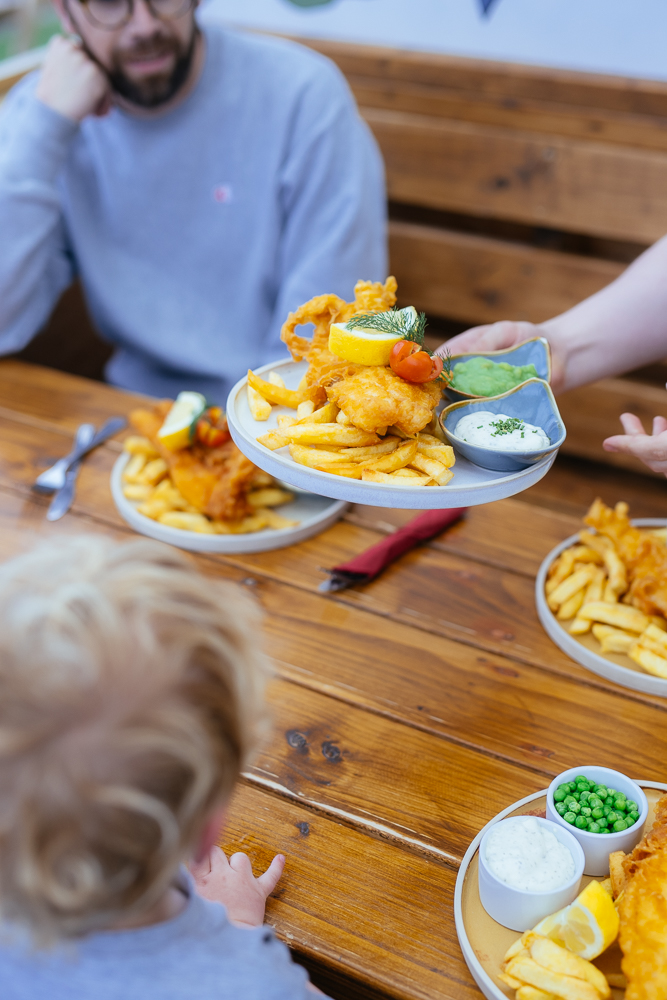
left=74, top=0, right=194, bottom=30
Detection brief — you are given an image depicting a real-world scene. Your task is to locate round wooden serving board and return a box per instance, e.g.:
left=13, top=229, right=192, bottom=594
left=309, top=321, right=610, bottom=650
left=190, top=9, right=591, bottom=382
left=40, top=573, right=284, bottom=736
left=455, top=782, right=667, bottom=1000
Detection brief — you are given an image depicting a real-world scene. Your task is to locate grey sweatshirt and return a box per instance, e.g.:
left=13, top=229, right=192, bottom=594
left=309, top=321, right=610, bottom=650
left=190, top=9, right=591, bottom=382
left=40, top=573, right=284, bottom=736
left=0, top=23, right=387, bottom=402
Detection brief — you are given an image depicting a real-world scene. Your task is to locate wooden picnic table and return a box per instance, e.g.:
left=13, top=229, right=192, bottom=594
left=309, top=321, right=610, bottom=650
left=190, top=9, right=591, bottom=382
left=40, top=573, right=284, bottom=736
left=1, top=356, right=666, bottom=1000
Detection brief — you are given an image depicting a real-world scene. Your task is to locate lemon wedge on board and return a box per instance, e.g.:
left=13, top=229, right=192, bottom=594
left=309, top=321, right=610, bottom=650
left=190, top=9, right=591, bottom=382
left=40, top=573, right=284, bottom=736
left=157, top=391, right=207, bottom=451
left=533, top=879, right=619, bottom=960
left=328, top=306, right=419, bottom=366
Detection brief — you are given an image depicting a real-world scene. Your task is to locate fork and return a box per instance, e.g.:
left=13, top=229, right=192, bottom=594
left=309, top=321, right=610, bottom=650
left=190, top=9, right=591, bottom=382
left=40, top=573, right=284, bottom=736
left=33, top=416, right=126, bottom=494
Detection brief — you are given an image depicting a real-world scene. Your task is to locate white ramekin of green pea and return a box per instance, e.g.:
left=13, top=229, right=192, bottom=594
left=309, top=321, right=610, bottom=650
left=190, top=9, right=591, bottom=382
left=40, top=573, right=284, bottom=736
left=546, top=766, right=648, bottom=876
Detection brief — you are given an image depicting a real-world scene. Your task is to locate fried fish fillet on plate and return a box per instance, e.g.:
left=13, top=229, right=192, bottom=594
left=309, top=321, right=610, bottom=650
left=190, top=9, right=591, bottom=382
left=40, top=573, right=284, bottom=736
left=280, top=277, right=441, bottom=435
left=586, top=499, right=667, bottom=617
left=130, top=402, right=259, bottom=522
left=618, top=792, right=667, bottom=1000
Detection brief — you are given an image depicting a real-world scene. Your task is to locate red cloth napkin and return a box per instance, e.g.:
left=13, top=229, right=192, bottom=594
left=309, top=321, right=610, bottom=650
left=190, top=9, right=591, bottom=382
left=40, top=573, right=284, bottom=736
left=319, top=507, right=467, bottom=592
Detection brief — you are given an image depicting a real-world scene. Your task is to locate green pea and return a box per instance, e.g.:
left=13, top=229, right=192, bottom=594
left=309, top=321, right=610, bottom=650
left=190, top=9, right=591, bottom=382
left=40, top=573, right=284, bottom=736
left=556, top=802, right=567, bottom=816
left=613, top=797, right=626, bottom=811
left=599, top=827, right=611, bottom=834
left=580, top=806, right=592, bottom=818
left=575, top=815, right=588, bottom=829
left=569, top=800, right=581, bottom=814
left=589, top=797, right=602, bottom=810
left=591, top=807, right=605, bottom=820
left=564, top=795, right=577, bottom=806
left=588, top=822, right=601, bottom=833
left=574, top=775, right=588, bottom=784
left=563, top=811, right=576, bottom=825
left=613, top=819, right=628, bottom=832
left=554, top=788, right=567, bottom=803
left=606, top=811, right=619, bottom=824
left=626, top=800, right=638, bottom=814
left=595, top=786, right=609, bottom=800
left=580, top=790, right=591, bottom=803
left=603, top=805, right=612, bottom=817
left=627, top=812, right=639, bottom=826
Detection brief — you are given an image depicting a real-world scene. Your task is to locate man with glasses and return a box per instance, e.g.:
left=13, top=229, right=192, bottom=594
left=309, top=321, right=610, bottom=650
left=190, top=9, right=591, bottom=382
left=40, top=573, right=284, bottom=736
left=0, top=0, right=386, bottom=400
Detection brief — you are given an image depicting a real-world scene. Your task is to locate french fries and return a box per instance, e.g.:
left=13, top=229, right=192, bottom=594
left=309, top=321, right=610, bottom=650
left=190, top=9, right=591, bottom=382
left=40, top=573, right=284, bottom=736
left=502, top=932, right=611, bottom=1000
left=247, top=384, right=272, bottom=421
left=547, top=508, right=667, bottom=677
left=122, top=436, right=297, bottom=536
left=246, top=362, right=457, bottom=487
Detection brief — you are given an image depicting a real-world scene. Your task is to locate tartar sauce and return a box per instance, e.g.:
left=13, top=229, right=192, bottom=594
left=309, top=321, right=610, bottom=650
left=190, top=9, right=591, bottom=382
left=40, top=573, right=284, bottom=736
left=484, top=817, right=575, bottom=892
left=454, top=411, right=550, bottom=452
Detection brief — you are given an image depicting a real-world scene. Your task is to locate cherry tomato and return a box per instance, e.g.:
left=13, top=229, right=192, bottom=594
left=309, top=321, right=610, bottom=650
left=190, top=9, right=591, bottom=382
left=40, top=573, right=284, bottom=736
left=389, top=341, right=444, bottom=383
left=195, top=409, right=230, bottom=447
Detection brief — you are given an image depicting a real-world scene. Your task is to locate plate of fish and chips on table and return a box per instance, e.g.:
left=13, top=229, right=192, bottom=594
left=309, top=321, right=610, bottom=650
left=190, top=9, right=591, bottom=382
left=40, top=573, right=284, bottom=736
left=456, top=763, right=667, bottom=1000
left=537, top=500, right=667, bottom=697
left=110, top=396, right=347, bottom=553
left=226, top=278, right=567, bottom=509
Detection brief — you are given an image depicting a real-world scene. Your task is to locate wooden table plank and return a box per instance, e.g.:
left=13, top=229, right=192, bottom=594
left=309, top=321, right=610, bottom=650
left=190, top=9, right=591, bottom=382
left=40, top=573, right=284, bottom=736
left=224, top=783, right=479, bottom=1000
left=255, top=580, right=667, bottom=777
left=0, top=359, right=147, bottom=433
left=250, top=677, right=544, bottom=863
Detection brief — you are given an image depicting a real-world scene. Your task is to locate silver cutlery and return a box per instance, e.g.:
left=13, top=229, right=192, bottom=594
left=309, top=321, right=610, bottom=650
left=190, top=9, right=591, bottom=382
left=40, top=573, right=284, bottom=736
left=33, top=416, right=127, bottom=494
left=46, top=423, right=97, bottom=522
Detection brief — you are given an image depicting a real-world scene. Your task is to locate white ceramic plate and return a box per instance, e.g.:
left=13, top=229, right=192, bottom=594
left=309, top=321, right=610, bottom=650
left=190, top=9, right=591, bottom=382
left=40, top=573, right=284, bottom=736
left=226, top=359, right=559, bottom=510
left=536, top=520, right=667, bottom=698
left=455, top=781, right=667, bottom=1000
left=111, top=453, right=348, bottom=554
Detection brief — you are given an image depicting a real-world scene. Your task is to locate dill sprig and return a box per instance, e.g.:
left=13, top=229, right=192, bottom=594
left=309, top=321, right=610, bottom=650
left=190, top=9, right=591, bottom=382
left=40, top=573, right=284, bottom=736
left=346, top=307, right=427, bottom=346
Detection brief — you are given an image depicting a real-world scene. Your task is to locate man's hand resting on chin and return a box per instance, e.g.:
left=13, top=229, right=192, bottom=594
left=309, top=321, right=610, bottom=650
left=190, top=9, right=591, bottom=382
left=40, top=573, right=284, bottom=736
left=36, top=35, right=110, bottom=123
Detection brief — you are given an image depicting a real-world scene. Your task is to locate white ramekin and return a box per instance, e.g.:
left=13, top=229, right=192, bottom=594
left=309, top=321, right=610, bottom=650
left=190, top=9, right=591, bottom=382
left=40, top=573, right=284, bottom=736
left=546, top=765, right=648, bottom=876
left=478, top=815, right=585, bottom=931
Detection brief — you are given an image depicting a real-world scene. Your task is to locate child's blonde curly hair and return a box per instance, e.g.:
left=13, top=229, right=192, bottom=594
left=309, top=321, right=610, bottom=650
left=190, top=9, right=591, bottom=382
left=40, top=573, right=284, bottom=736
left=0, top=535, right=267, bottom=943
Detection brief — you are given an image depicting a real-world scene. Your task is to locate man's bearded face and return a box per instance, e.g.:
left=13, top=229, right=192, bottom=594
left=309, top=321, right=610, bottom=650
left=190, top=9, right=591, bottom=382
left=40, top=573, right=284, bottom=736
left=107, top=25, right=196, bottom=107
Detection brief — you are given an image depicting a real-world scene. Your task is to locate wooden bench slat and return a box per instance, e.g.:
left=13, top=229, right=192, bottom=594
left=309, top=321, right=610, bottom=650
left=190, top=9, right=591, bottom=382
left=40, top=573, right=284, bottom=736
left=349, top=75, right=667, bottom=153
left=301, top=38, right=667, bottom=119
left=367, top=108, right=667, bottom=243
left=390, top=220, right=623, bottom=324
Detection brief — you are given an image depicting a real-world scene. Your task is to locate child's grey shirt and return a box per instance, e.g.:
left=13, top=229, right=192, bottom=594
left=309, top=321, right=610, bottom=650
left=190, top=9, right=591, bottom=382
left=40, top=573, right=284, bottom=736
left=0, top=870, right=316, bottom=999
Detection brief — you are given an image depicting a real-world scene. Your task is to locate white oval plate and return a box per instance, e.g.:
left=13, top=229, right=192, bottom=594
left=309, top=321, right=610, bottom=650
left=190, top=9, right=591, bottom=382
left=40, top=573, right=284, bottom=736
left=455, top=781, right=667, bottom=1000
left=536, top=519, right=667, bottom=698
left=226, top=359, right=559, bottom=510
left=111, top=453, right=348, bottom=554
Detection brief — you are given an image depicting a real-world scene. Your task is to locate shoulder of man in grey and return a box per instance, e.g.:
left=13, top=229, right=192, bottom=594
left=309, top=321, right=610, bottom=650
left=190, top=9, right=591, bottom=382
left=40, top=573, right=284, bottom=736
left=0, top=22, right=388, bottom=403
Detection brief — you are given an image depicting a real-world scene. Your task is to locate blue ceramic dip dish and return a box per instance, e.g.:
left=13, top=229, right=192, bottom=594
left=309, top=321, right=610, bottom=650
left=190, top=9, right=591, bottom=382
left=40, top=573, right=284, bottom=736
left=445, top=337, right=551, bottom=403
left=440, top=378, right=566, bottom=472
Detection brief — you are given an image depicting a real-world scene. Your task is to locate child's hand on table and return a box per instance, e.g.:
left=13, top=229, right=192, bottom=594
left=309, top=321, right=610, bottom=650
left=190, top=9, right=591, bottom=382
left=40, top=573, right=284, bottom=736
left=189, top=846, right=285, bottom=928
left=603, top=413, right=667, bottom=476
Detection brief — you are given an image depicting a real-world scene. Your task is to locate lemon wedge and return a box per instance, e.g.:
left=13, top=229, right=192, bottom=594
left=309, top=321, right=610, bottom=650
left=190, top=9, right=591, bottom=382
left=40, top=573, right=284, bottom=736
left=533, top=879, right=619, bottom=960
left=157, top=391, right=207, bottom=451
left=328, top=306, right=418, bottom=366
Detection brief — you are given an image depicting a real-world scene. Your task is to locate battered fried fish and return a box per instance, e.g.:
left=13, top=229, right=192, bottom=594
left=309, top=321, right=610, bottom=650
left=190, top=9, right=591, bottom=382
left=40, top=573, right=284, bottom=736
left=618, top=792, right=667, bottom=1000
left=585, top=499, right=667, bottom=617
left=130, top=402, right=257, bottom=522
left=280, top=277, right=441, bottom=434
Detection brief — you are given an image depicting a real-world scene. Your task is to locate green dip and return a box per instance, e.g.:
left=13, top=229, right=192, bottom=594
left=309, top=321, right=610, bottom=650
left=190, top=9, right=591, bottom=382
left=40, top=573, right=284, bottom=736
left=451, top=357, right=539, bottom=397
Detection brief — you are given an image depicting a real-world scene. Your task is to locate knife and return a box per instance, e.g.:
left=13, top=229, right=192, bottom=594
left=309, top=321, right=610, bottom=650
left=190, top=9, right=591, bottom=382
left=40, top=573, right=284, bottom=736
left=46, top=423, right=97, bottom=522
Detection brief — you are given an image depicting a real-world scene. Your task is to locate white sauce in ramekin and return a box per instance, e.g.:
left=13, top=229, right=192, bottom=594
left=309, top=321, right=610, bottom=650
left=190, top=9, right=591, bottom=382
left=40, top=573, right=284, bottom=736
left=484, top=817, right=575, bottom=892
left=455, top=411, right=550, bottom=452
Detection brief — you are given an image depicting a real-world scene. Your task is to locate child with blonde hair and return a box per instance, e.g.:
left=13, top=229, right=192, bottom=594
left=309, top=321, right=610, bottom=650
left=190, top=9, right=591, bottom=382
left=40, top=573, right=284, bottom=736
left=0, top=535, right=323, bottom=997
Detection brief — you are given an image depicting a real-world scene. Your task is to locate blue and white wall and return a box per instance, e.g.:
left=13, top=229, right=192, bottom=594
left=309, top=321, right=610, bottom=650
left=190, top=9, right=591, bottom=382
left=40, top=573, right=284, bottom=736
left=202, top=0, right=667, bottom=81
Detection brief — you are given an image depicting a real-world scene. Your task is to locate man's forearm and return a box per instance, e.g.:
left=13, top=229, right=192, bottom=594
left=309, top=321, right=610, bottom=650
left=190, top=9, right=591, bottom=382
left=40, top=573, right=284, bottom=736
left=543, top=234, right=667, bottom=392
